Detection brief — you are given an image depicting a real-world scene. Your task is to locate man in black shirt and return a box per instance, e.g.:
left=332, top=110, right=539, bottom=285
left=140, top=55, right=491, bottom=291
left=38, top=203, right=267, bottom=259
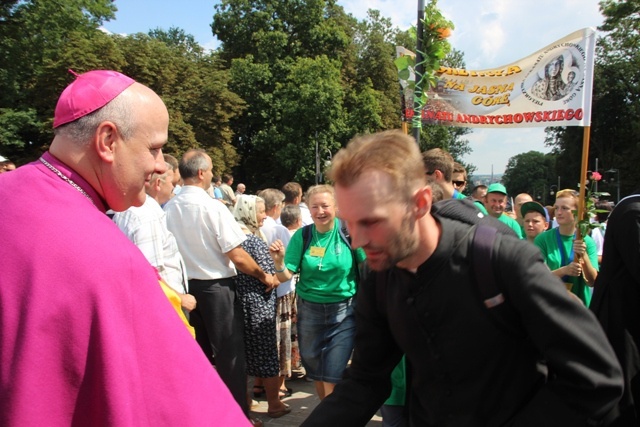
left=301, top=130, right=622, bottom=427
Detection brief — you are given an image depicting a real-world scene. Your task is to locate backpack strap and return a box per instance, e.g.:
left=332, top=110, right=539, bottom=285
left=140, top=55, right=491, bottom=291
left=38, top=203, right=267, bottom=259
left=338, top=222, right=352, bottom=249
left=298, top=224, right=313, bottom=274
left=472, top=225, right=505, bottom=308
left=338, top=220, right=365, bottom=282
left=471, top=224, right=525, bottom=338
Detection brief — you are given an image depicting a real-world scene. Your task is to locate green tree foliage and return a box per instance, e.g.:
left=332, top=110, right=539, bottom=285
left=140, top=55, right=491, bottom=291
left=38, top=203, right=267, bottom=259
left=213, top=0, right=409, bottom=188
left=213, top=0, right=351, bottom=63
left=0, top=0, right=118, bottom=163
left=503, top=151, right=558, bottom=205
left=0, top=2, right=243, bottom=171
left=213, top=0, right=474, bottom=189
left=231, top=55, right=345, bottom=185
left=0, top=108, right=39, bottom=149
left=351, top=10, right=401, bottom=130
left=545, top=0, right=640, bottom=199
left=1, top=0, right=475, bottom=187
left=115, top=31, right=244, bottom=173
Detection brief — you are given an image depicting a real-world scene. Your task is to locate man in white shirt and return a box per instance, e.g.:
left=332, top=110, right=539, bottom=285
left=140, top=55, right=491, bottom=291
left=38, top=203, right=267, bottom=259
left=113, top=162, right=196, bottom=314
left=281, top=181, right=313, bottom=226
left=258, top=188, right=290, bottom=244
left=219, top=173, right=237, bottom=210
left=163, top=153, right=182, bottom=196
left=236, top=182, right=246, bottom=197
left=164, top=149, right=278, bottom=423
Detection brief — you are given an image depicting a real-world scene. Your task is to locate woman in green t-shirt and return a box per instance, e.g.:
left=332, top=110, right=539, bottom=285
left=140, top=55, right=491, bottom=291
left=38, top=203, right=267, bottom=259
left=270, top=185, right=365, bottom=400
left=534, top=189, right=598, bottom=305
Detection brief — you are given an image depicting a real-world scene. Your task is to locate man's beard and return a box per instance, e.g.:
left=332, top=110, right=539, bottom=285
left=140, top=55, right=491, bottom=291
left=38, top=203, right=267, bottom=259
left=367, top=213, right=419, bottom=271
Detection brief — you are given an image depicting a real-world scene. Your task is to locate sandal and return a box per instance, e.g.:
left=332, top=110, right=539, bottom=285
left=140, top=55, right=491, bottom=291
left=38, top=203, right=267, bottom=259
left=253, top=385, right=265, bottom=398
left=249, top=417, right=263, bottom=427
left=278, top=386, right=293, bottom=399
left=267, top=403, right=291, bottom=418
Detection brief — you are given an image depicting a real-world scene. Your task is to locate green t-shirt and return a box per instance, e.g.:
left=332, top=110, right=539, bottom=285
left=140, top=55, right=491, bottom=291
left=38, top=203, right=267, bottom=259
left=534, top=228, right=599, bottom=306
left=474, top=200, right=488, bottom=215
left=497, top=214, right=524, bottom=239
left=384, top=356, right=407, bottom=406
left=453, top=190, right=466, bottom=200
left=284, top=218, right=366, bottom=303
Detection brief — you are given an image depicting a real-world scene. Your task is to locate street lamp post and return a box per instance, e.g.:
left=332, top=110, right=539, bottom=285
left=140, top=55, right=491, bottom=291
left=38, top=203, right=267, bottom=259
left=315, top=138, right=333, bottom=185
left=323, top=149, right=333, bottom=180
left=549, top=185, right=558, bottom=203
left=606, top=169, right=620, bottom=203
left=315, top=136, right=320, bottom=185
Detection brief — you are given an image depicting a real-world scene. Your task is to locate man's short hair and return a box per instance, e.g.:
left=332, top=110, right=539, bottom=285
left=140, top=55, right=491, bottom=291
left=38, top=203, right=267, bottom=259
left=149, top=162, right=172, bottom=185
left=53, top=90, right=136, bottom=144
left=452, top=162, right=467, bottom=181
left=257, top=188, right=285, bottom=212
left=179, top=149, right=209, bottom=180
left=595, top=200, right=613, bottom=222
left=280, top=204, right=302, bottom=228
left=282, top=182, right=303, bottom=204
left=472, top=184, right=487, bottom=197
left=222, top=173, right=233, bottom=183
left=422, top=148, right=454, bottom=182
left=329, top=131, right=426, bottom=203
left=163, top=153, right=179, bottom=171
left=555, top=188, right=580, bottom=204
left=430, top=182, right=445, bottom=203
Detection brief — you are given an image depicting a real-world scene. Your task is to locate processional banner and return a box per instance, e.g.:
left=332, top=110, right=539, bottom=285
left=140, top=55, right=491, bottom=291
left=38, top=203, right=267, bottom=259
left=397, top=27, right=596, bottom=128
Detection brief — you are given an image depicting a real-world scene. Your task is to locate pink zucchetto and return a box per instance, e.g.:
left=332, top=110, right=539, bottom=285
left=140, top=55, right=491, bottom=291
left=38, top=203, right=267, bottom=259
left=53, top=70, right=136, bottom=128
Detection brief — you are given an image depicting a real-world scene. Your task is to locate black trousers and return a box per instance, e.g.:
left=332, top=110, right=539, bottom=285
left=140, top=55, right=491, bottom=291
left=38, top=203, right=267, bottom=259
left=189, top=278, right=248, bottom=414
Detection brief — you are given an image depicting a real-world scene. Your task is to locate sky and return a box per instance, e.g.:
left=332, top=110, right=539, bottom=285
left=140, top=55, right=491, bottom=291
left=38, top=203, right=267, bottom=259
left=102, top=0, right=604, bottom=174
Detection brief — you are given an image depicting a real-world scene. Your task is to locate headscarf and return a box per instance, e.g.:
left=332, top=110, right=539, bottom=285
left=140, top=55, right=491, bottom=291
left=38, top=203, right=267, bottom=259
left=233, top=194, right=267, bottom=243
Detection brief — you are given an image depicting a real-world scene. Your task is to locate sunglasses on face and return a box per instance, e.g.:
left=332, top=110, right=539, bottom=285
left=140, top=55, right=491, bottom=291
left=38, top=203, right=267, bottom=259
left=452, top=180, right=466, bottom=187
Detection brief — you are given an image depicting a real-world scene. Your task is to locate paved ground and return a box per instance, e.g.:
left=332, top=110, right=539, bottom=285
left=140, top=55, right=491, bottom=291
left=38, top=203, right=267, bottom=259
left=248, top=370, right=382, bottom=426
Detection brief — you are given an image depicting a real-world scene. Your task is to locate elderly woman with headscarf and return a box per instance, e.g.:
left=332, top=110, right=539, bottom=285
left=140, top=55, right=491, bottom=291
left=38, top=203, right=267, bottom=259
left=233, top=194, right=291, bottom=419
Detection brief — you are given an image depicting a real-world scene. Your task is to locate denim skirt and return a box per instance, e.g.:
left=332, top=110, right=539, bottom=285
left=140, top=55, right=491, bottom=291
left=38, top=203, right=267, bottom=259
left=296, top=296, right=356, bottom=383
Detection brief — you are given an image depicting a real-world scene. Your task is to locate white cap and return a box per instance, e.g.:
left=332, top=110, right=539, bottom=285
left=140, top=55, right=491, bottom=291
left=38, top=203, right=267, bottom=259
left=0, top=155, right=8, bottom=162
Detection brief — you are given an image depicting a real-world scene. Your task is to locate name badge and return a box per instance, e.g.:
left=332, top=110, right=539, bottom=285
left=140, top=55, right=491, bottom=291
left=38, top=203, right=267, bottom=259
left=309, top=246, right=326, bottom=257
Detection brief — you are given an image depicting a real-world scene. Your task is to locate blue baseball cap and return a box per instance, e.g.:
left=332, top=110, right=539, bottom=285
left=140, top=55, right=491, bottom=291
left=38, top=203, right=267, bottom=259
left=521, top=201, right=550, bottom=222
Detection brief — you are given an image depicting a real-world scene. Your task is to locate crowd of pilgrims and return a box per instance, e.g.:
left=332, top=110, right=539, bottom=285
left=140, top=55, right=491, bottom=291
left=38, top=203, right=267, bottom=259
left=29, top=144, right=607, bottom=426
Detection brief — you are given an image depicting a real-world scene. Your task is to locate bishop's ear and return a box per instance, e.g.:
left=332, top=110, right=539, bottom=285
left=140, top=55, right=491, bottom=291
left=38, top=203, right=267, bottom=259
left=94, top=121, right=119, bottom=163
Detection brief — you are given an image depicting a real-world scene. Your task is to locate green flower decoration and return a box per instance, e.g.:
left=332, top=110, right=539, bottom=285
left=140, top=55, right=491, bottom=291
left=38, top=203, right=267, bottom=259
left=394, top=0, right=454, bottom=130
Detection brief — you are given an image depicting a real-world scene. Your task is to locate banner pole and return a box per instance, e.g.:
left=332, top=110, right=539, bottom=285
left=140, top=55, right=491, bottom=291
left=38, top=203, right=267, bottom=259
left=576, top=126, right=591, bottom=240
left=412, top=0, right=425, bottom=144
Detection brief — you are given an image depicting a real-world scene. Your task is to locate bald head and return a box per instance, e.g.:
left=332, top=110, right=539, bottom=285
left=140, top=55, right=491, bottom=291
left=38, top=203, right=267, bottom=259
left=49, top=79, right=169, bottom=212
left=514, top=193, right=533, bottom=220
left=179, top=149, right=213, bottom=190
left=53, top=82, right=166, bottom=145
